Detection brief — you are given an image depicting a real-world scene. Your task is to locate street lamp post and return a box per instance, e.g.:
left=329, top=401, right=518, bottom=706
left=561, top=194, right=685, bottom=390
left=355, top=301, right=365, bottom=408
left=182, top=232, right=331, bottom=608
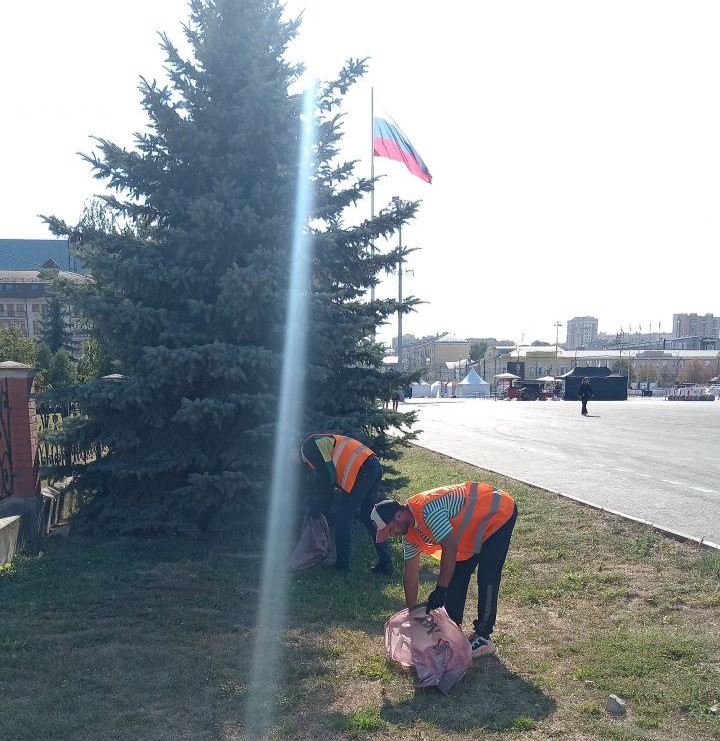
left=392, top=196, right=403, bottom=371
left=554, top=321, right=562, bottom=357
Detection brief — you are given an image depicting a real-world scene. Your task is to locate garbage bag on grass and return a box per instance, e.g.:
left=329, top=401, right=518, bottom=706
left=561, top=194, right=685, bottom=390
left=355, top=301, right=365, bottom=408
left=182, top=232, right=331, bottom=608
left=290, top=513, right=330, bottom=570
left=384, top=604, right=472, bottom=694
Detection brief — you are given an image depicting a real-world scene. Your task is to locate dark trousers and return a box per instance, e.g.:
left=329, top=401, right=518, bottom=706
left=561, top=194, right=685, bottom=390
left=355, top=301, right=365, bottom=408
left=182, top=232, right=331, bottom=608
left=335, top=456, right=392, bottom=569
left=581, top=398, right=588, bottom=415
left=444, top=505, right=517, bottom=637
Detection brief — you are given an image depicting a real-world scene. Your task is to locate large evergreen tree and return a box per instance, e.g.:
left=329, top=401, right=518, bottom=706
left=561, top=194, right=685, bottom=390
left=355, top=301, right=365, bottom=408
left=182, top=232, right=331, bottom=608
left=46, top=0, right=419, bottom=533
left=40, top=293, right=73, bottom=354
left=46, top=0, right=301, bottom=533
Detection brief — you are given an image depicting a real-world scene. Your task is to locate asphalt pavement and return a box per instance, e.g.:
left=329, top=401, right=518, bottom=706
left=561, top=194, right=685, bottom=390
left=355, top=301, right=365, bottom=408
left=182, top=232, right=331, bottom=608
left=405, top=396, right=720, bottom=546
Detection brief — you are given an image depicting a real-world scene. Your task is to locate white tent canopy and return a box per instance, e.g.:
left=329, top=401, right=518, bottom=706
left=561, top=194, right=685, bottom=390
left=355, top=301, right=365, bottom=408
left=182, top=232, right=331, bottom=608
left=430, top=380, right=445, bottom=398
left=457, top=368, right=491, bottom=398
left=411, top=380, right=431, bottom=398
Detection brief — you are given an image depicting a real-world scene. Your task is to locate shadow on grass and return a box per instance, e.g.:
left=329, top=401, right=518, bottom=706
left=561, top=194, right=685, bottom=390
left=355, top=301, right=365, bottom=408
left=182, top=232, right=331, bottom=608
left=0, top=534, right=268, bottom=741
left=2, top=516, right=553, bottom=740
left=380, top=655, right=555, bottom=733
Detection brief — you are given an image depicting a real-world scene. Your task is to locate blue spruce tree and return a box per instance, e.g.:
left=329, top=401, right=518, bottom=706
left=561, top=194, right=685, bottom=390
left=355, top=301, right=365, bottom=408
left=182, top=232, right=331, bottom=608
left=45, top=0, right=419, bottom=534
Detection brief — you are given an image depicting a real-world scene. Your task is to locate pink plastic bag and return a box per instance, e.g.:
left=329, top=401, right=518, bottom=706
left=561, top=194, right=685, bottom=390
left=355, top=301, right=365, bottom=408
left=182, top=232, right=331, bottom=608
left=290, top=513, right=330, bottom=570
left=384, top=604, right=472, bottom=693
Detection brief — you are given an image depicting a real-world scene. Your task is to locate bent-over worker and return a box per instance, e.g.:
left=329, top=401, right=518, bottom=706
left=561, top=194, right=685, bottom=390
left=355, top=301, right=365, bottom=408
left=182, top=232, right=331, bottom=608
left=371, top=482, right=517, bottom=657
left=301, top=433, right=393, bottom=574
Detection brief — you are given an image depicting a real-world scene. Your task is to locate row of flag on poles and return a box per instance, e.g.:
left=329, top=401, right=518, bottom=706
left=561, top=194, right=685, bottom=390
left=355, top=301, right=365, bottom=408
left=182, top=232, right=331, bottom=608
left=372, top=114, right=432, bottom=184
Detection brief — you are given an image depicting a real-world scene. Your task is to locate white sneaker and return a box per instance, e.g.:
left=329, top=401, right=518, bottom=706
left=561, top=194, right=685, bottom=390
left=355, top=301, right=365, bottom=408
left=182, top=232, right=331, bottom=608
left=468, top=632, right=496, bottom=658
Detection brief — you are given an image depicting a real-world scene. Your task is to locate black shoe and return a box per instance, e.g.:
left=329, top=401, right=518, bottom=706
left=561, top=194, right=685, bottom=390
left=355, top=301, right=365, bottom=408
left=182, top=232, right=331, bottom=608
left=370, top=562, right=393, bottom=576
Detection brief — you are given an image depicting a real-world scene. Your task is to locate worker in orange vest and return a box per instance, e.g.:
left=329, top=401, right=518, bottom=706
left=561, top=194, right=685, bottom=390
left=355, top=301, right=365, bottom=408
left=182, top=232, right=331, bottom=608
left=371, top=482, right=517, bottom=657
left=301, top=433, right=393, bottom=574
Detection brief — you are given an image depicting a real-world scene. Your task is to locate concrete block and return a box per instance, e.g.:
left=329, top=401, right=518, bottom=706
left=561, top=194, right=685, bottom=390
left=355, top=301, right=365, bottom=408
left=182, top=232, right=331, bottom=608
left=0, top=496, right=42, bottom=545
left=58, top=489, right=79, bottom=520
left=41, top=492, right=56, bottom=535
left=0, top=515, right=21, bottom=565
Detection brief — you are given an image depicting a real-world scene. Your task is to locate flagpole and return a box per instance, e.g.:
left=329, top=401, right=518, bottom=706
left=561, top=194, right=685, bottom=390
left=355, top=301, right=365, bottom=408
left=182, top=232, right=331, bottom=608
left=370, top=86, right=375, bottom=304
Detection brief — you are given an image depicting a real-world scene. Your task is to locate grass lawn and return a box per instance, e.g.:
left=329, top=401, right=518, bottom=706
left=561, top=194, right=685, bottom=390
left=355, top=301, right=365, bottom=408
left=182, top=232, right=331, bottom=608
left=1, top=445, right=719, bottom=740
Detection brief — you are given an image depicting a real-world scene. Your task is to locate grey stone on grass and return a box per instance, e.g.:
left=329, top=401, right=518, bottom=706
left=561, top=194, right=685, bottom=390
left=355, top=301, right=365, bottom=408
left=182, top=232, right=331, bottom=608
left=606, top=694, right=627, bottom=716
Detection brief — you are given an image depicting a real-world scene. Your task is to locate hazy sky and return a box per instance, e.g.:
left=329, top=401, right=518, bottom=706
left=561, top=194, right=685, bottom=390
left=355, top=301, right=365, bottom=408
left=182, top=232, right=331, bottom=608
left=2, top=1, right=719, bottom=345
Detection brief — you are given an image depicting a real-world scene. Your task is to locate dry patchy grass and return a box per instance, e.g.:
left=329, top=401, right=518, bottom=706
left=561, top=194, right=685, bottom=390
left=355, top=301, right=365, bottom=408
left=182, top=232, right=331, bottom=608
left=1, top=445, right=719, bottom=740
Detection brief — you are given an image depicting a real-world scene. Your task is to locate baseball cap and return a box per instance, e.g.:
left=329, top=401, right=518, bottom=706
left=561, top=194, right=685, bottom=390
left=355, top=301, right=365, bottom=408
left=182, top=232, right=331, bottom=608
left=370, top=499, right=402, bottom=543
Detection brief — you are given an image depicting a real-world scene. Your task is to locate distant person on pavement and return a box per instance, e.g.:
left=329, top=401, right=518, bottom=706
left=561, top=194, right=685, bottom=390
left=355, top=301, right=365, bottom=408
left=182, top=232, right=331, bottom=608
left=301, top=434, right=393, bottom=575
left=579, top=377, right=593, bottom=416
left=391, top=389, right=402, bottom=412
left=371, top=482, right=517, bottom=658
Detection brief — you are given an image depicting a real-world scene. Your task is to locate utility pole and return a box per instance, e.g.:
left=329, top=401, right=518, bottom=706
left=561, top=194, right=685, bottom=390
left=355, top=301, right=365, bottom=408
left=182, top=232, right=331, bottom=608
left=370, top=88, right=375, bottom=304
left=392, top=196, right=403, bottom=371
left=554, top=321, right=562, bottom=358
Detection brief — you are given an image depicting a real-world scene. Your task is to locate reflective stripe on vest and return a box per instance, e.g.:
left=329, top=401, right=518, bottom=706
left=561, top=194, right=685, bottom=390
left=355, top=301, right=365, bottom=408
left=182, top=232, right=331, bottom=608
left=405, top=482, right=515, bottom=561
left=339, top=445, right=369, bottom=490
left=472, top=488, right=503, bottom=553
left=453, top=482, right=479, bottom=542
left=330, top=435, right=374, bottom=493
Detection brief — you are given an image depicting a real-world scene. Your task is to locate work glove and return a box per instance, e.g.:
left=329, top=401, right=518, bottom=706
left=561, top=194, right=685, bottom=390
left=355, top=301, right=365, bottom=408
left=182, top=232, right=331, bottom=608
left=426, top=585, right=448, bottom=614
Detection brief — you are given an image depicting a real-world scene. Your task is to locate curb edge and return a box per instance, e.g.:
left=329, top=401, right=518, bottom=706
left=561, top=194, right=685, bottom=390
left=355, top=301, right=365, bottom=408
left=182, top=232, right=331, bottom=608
left=411, top=442, right=720, bottom=552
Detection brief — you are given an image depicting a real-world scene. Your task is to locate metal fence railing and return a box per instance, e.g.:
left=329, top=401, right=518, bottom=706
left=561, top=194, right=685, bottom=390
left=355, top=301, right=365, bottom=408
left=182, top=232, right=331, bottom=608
left=36, top=403, right=96, bottom=470
left=0, top=378, right=13, bottom=500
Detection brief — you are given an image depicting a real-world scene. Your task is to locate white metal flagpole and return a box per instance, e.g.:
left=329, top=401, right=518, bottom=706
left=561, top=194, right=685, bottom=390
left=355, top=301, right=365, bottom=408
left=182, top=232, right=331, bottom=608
left=370, top=86, right=375, bottom=303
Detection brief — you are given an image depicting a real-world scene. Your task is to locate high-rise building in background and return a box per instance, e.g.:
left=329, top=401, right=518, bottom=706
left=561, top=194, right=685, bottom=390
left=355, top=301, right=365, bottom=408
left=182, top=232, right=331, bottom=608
left=672, top=313, right=720, bottom=339
left=566, top=316, right=599, bottom=349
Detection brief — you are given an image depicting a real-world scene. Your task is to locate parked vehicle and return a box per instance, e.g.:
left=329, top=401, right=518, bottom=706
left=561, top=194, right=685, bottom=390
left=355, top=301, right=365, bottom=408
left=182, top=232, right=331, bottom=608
left=666, top=383, right=716, bottom=401
left=507, top=379, right=551, bottom=401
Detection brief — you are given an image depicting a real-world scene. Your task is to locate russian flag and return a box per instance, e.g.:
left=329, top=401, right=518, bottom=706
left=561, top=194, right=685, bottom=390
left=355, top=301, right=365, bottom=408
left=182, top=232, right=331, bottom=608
left=373, top=117, right=432, bottom=184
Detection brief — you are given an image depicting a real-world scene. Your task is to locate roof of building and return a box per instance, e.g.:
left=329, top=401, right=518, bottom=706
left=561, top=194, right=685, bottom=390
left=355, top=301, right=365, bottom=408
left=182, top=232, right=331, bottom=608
left=0, top=270, right=83, bottom=283
left=0, top=239, right=85, bottom=273
left=503, top=346, right=720, bottom=360
left=404, top=332, right=469, bottom=349
left=570, top=348, right=719, bottom=359
left=436, top=333, right=468, bottom=343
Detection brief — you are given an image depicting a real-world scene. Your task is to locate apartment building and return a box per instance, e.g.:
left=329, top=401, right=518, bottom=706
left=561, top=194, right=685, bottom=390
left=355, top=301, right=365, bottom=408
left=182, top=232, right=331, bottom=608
left=672, top=313, right=720, bottom=339
left=401, top=333, right=471, bottom=380
left=566, top=316, right=599, bottom=349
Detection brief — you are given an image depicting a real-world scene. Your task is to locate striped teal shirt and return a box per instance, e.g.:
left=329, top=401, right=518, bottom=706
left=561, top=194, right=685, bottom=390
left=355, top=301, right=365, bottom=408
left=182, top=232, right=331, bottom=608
left=402, top=485, right=466, bottom=561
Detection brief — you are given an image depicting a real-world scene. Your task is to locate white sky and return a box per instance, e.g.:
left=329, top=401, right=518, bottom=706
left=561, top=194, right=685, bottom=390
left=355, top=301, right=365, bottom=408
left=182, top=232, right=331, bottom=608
left=2, top=1, right=719, bottom=345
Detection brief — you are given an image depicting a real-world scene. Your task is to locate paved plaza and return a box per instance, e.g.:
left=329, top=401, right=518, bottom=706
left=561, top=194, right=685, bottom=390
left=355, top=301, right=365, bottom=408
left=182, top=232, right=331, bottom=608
left=406, top=396, right=720, bottom=546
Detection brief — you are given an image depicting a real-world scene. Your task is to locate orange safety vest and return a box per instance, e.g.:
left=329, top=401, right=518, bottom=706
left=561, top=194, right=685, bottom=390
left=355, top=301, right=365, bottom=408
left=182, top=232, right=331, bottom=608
left=404, top=482, right=515, bottom=561
left=303, top=434, right=375, bottom=493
